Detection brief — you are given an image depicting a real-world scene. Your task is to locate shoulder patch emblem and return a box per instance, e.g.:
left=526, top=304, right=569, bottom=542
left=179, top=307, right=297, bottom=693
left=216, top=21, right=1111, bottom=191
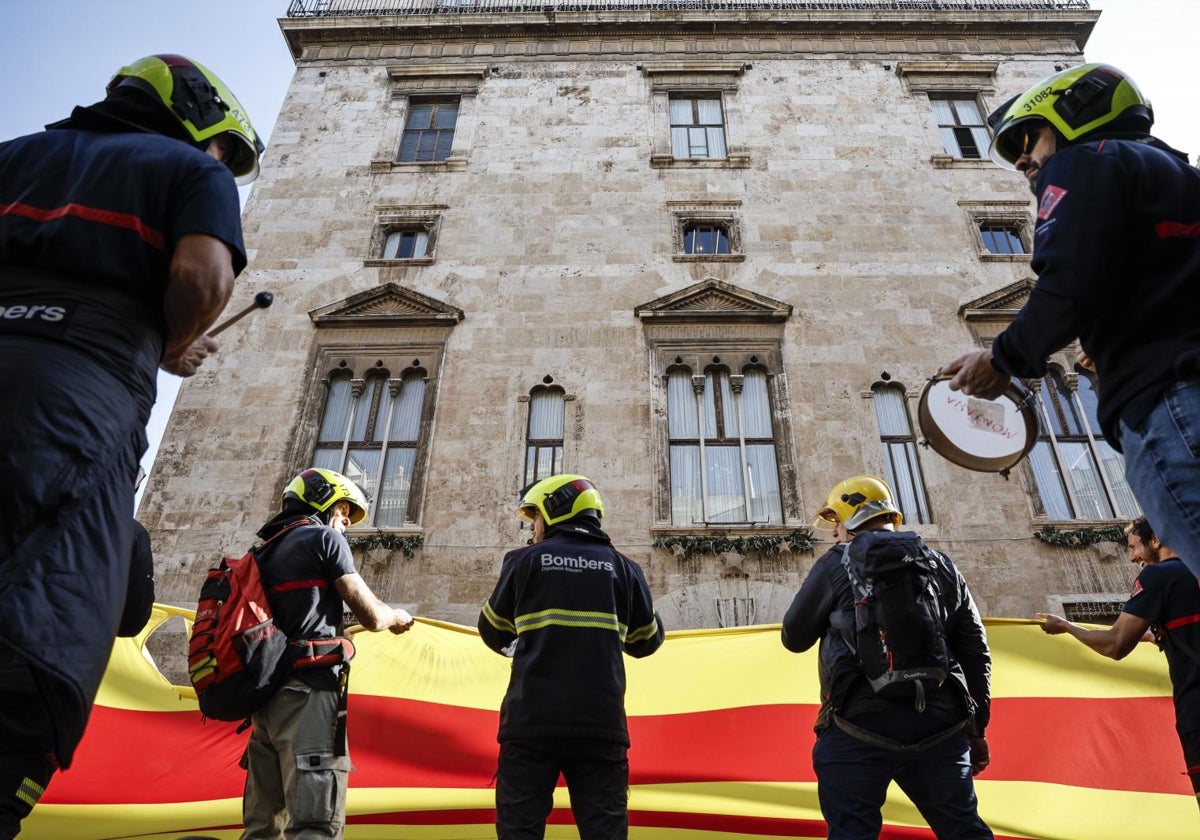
left=1038, top=184, right=1068, bottom=220
left=1130, top=579, right=1144, bottom=599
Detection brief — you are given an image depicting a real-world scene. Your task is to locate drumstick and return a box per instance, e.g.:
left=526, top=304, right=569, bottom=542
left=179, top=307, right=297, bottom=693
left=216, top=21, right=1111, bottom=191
left=208, top=291, right=274, bottom=337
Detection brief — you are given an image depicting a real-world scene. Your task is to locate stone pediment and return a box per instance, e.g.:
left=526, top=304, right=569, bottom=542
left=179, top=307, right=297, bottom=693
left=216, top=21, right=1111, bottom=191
left=309, top=283, right=464, bottom=328
left=635, top=278, right=792, bottom=324
left=959, top=278, right=1034, bottom=322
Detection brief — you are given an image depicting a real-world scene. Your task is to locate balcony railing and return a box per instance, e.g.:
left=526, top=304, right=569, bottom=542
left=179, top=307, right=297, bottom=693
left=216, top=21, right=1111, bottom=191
left=288, top=0, right=1089, bottom=17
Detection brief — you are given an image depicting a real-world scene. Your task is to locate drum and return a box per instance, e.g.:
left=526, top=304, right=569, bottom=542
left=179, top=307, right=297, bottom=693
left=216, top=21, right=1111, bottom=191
left=916, top=376, right=1039, bottom=475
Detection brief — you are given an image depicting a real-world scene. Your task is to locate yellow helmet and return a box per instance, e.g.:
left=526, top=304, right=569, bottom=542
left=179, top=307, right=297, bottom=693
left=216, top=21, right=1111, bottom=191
left=987, top=63, right=1152, bottom=170
left=516, top=474, right=604, bottom=526
left=283, top=468, right=369, bottom=526
left=813, top=475, right=902, bottom=532
left=107, top=54, right=264, bottom=185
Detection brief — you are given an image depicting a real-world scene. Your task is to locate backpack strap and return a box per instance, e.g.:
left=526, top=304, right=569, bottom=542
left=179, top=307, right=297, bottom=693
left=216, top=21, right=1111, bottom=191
left=333, top=663, right=351, bottom=758
left=291, top=636, right=356, bottom=669
left=831, top=713, right=969, bottom=752
left=837, top=543, right=864, bottom=655
left=253, top=517, right=315, bottom=556
left=839, top=542, right=869, bottom=599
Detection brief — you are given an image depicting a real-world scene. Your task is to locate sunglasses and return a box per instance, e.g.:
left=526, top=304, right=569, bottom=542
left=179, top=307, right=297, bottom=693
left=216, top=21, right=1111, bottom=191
left=1016, top=122, right=1046, bottom=157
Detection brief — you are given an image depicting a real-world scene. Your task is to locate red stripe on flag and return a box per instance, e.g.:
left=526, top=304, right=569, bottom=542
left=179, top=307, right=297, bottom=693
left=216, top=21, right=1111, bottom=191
left=108, top=808, right=1036, bottom=840
left=0, top=200, right=165, bottom=250
left=1157, top=221, right=1200, bottom=239
left=43, top=694, right=1188, bottom=806
left=340, top=807, right=1033, bottom=839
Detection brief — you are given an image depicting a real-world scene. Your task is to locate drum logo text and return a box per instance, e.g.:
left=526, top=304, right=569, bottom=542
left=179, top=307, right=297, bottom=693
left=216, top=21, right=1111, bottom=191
left=943, top=394, right=1018, bottom=440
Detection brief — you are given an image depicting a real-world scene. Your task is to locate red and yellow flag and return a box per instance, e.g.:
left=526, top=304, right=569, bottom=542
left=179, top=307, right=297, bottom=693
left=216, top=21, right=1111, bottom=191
left=20, top=607, right=1193, bottom=839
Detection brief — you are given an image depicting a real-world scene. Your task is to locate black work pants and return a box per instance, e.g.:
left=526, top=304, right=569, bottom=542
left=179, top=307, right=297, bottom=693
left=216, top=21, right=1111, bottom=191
left=0, top=648, right=58, bottom=840
left=496, top=738, right=629, bottom=840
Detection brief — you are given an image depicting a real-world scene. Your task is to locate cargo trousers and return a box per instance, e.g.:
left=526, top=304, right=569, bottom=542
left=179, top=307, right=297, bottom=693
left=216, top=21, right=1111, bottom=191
left=241, top=678, right=351, bottom=840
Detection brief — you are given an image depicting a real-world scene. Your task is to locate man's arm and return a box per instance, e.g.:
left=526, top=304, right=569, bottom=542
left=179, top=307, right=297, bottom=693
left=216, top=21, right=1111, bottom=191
left=943, top=570, right=993, bottom=776
left=624, top=561, right=665, bottom=658
left=781, top=553, right=837, bottom=653
left=335, top=573, right=414, bottom=634
left=161, top=233, right=234, bottom=376
left=479, top=553, right=520, bottom=655
left=1037, top=611, right=1150, bottom=660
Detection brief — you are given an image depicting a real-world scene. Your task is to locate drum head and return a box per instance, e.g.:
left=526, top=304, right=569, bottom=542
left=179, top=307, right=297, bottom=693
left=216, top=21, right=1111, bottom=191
left=917, top=377, right=1038, bottom=473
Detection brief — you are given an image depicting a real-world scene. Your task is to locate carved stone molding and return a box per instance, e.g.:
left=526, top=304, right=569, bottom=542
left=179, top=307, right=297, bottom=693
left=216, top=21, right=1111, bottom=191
left=310, top=282, right=465, bottom=327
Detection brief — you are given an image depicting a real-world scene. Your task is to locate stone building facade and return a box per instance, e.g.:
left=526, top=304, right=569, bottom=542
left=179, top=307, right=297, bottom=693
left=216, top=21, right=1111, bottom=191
left=140, top=0, right=1138, bottom=640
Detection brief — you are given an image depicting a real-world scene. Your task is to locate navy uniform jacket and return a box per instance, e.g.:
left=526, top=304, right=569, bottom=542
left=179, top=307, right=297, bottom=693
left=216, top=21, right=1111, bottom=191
left=479, top=521, right=665, bottom=746
left=0, top=127, right=245, bottom=419
left=0, top=126, right=243, bottom=767
left=1123, top=558, right=1200, bottom=735
left=990, top=134, right=1200, bottom=449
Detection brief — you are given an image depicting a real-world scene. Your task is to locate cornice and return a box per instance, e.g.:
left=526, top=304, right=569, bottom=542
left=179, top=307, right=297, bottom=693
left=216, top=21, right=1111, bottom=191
left=959, top=277, right=1035, bottom=319
left=310, top=282, right=465, bottom=328
left=281, top=10, right=1098, bottom=58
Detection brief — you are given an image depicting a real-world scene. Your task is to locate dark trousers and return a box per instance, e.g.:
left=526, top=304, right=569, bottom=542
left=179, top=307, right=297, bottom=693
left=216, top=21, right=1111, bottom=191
left=1180, top=728, right=1200, bottom=809
left=812, top=723, right=993, bottom=840
left=0, top=648, right=58, bottom=840
left=496, top=738, right=629, bottom=840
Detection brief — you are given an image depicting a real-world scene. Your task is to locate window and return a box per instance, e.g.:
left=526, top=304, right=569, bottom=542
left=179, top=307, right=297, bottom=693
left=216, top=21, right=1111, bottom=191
left=666, top=365, right=783, bottom=525
left=979, top=225, right=1026, bottom=255
left=670, top=203, right=743, bottom=261
left=872, top=384, right=932, bottom=524
left=638, top=280, right=796, bottom=526
left=367, top=205, right=442, bottom=266
left=375, top=66, right=486, bottom=173
left=305, top=286, right=462, bottom=529
left=398, top=98, right=459, bottom=163
left=669, top=95, right=727, bottom=159
left=683, top=223, right=730, bottom=255
left=382, top=229, right=429, bottom=260
left=1028, top=371, right=1140, bottom=521
left=524, top=386, right=565, bottom=485
left=313, top=362, right=430, bottom=528
left=930, top=95, right=989, bottom=159
left=959, top=201, right=1032, bottom=261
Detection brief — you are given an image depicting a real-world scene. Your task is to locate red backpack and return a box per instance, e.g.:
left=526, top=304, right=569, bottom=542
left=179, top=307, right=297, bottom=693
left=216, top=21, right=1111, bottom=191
left=187, top=519, right=355, bottom=723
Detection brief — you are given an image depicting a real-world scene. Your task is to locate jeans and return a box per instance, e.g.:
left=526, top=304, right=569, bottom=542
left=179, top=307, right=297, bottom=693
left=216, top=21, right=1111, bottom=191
left=1120, top=380, right=1200, bottom=584
left=812, top=723, right=993, bottom=840
left=496, top=738, right=629, bottom=840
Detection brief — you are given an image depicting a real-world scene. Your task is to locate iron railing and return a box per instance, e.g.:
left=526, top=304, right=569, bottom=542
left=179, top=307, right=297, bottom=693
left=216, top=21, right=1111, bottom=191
left=288, top=0, right=1089, bottom=17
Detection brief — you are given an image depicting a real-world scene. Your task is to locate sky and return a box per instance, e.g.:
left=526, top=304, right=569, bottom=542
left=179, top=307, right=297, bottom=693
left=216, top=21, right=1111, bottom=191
left=2, top=0, right=1196, bottom=506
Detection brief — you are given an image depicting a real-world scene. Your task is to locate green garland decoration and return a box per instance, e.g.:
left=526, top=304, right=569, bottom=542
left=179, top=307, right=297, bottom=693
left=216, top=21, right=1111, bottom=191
left=348, top=531, right=424, bottom=559
left=1033, top=524, right=1125, bottom=548
left=652, top=528, right=815, bottom=559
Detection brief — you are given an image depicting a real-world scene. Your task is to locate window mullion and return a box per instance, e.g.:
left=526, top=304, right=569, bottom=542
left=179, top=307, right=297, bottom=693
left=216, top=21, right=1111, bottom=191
left=368, top=378, right=401, bottom=527
left=729, top=374, right=754, bottom=523
left=339, top=379, right=365, bottom=472
left=1069, top=387, right=1121, bottom=517
left=693, top=375, right=709, bottom=523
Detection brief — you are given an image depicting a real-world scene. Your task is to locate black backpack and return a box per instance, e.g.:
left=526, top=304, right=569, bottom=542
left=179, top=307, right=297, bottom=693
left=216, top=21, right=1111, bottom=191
left=838, top=533, right=952, bottom=712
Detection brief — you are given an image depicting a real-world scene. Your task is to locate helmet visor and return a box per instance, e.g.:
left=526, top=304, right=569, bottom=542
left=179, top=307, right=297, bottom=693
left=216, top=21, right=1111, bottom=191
left=989, top=117, right=1047, bottom=170
left=812, top=508, right=839, bottom=531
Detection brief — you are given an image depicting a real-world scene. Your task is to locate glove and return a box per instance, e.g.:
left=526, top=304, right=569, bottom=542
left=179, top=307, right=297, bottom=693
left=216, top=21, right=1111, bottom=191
left=969, top=736, right=990, bottom=777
